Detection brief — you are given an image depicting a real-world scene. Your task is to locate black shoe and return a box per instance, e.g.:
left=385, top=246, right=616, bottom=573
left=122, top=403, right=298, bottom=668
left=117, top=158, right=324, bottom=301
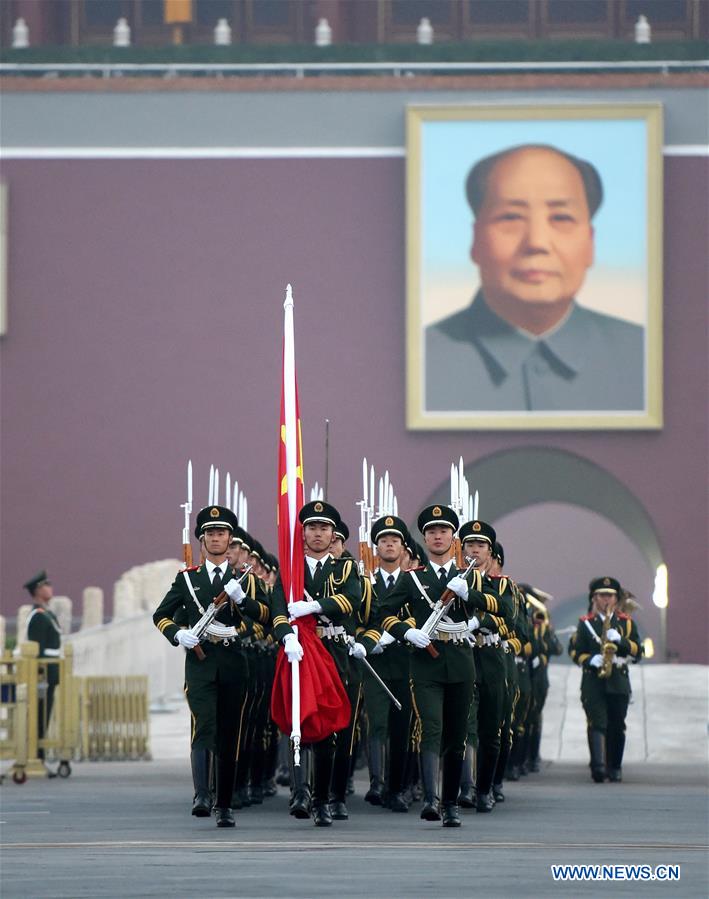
left=312, top=803, right=333, bottom=827
left=290, top=789, right=311, bottom=819
left=192, top=791, right=212, bottom=817
left=330, top=800, right=348, bottom=820
left=441, top=803, right=461, bottom=827
left=420, top=800, right=441, bottom=821
left=607, top=769, right=622, bottom=782
left=215, top=807, right=235, bottom=828
left=458, top=785, right=476, bottom=809
left=275, top=765, right=290, bottom=787
left=507, top=765, right=520, bottom=782
left=591, top=768, right=607, bottom=783
left=250, top=785, right=264, bottom=805
left=389, top=792, right=409, bottom=813
left=492, top=783, right=505, bottom=803
left=262, top=778, right=277, bottom=798
left=364, top=778, right=384, bottom=806
left=476, top=792, right=495, bottom=813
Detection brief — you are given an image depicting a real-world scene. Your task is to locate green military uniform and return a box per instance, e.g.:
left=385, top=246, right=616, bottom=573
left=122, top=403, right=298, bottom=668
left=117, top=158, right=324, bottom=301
left=274, top=500, right=362, bottom=827
left=571, top=576, right=642, bottom=782
left=376, top=506, right=501, bottom=826
left=153, top=505, right=290, bottom=825
left=24, top=571, right=61, bottom=763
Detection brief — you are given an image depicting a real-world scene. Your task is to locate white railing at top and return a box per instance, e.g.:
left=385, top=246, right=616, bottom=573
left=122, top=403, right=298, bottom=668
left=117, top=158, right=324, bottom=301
left=0, top=59, right=707, bottom=79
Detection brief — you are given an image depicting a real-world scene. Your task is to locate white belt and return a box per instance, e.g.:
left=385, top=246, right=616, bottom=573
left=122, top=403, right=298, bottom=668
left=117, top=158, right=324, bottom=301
left=476, top=633, right=500, bottom=647
left=316, top=624, right=346, bottom=640
left=433, top=630, right=468, bottom=644
left=43, top=649, right=61, bottom=657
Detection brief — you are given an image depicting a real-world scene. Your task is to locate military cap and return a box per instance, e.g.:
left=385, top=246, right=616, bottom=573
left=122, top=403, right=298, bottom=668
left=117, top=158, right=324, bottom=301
left=493, top=541, right=505, bottom=566
left=23, top=570, right=50, bottom=595
left=194, top=505, right=237, bottom=537
left=299, top=500, right=339, bottom=528
left=249, top=539, right=265, bottom=562
left=334, top=519, right=350, bottom=542
left=459, top=519, right=496, bottom=547
left=589, top=576, right=621, bottom=596
left=269, top=554, right=280, bottom=572
left=371, top=514, right=408, bottom=545
left=417, top=504, right=459, bottom=534
left=412, top=541, right=429, bottom=566
left=236, top=528, right=253, bottom=553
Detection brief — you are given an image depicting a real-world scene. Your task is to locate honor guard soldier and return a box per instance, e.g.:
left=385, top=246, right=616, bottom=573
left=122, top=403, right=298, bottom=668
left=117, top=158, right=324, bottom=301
left=364, top=515, right=414, bottom=812
left=376, top=505, right=500, bottom=827
left=23, top=571, right=62, bottom=771
left=153, top=505, right=296, bottom=827
left=458, top=521, right=516, bottom=812
left=277, top=500, right=362, bottom=827
left=570, top=577, right=642, bottom=783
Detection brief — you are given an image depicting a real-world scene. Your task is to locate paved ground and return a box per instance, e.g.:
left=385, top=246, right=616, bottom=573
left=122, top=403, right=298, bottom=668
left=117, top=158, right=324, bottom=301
left=1, top=760, right=707, bottom=898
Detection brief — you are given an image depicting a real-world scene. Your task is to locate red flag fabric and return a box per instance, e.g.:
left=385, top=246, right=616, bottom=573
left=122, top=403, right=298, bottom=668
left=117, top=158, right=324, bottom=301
left=270, top=288, right=351, bottom=741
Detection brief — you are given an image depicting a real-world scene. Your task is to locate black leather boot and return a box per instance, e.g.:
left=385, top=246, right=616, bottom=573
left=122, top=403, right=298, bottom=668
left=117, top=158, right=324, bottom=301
left=458, top=744, right=476, bottom=808
left=442, top=802, right=462, bottom=827
left=289, top=746, right=313, bottom=818
left=190, top=749, right=212, bottom=817
left=364, top=738, right=385, bottom=805
left=215, top=807, right=235, bottom=828
left=441, top=753, right=463, bottom=827
left=475, top=743, right=499, bottom=813
left=589, top=729, right=607, bottom=783
left=607, top=726, right=625, bottom=782
left=527, top=724, right=542, bottom=773
left=420, top=751, right=441, bottom=821
left=312, top=736, right=335, bottom=825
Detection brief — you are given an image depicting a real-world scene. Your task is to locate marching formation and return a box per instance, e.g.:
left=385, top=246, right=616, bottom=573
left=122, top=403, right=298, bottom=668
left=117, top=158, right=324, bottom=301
left=152, top=459, right=642, bottom=829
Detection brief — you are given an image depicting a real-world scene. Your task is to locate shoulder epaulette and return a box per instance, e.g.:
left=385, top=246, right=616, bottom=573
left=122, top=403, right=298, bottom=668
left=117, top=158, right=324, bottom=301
left=181, top=564, right=201, bottom=573
left=616, top=612, right=630, bottom=620
left=580, top=613, right=593, bottom=621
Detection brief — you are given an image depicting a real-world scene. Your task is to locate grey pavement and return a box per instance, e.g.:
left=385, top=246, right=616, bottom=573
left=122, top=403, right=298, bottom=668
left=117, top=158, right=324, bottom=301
left=1, top=759, right=707, bottom=899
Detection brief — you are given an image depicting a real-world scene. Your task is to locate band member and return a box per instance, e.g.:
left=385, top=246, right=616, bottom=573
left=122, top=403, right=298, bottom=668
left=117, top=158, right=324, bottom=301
left=570, top=577, right=642, bottom=783
left=277, top=500, right=362, bottom=827
left=458, top=522, right=515, bottom=812
left=23, top=571, right=61, bottom=772
left=376, top=505, right=501, bottom=827
left=154, top=505, right=298, bottom=827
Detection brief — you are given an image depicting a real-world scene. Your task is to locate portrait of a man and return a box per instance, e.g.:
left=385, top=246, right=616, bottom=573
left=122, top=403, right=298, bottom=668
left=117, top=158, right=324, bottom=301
left=406, top=105, right=662, bottom=430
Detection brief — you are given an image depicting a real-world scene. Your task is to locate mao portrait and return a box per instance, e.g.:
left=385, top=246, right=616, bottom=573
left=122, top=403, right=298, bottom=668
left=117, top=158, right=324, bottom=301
left=406, top=105, right=663, bottom=430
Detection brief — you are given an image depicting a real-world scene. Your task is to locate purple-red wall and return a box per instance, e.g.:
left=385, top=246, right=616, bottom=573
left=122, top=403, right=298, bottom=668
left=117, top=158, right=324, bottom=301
left=1, top=156, right=707, bottom=660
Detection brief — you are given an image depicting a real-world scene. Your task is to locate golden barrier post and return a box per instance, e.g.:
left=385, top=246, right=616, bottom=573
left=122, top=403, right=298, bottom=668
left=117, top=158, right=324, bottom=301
left=17, top=642, right=46, bottom=778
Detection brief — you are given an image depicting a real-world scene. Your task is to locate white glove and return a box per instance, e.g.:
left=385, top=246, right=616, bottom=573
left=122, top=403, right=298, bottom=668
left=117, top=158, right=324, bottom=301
left=589, top=654, right=603, bottom=668
left=349, top=642, right=367, bottom=660
left=224, top=578, right=246, bottom=605
left=175, top=629, right=199, bottom=649
left=531, top=656, right=541, bottom=669
left=466, top=615, right=480, bottom=634
left=446, top=575, right=469, bottom=599
left=405, top=628, right=431, bottom=649
left=283, top=633, right=304, bottom=662
left=289, top=600, right=322, bottom=619
left=370, top=643, right=384, bottom=655
left=379, top=631, right=396, bottom=647
left=606, top=628, right=621, bottom=644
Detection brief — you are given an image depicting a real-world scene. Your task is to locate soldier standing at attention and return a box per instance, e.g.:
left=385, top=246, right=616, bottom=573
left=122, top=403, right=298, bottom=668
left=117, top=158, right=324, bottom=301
left=154, top=505, right=299, bottom=827
left=570, top=577, right=642, bottom=783
left=377, top=505, right=499, bottom=827
left=23, top=571, right=62, bottom=773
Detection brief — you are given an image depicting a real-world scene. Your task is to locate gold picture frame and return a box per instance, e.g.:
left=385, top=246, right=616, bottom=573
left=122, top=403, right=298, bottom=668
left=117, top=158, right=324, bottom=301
left=406, top=103, right=663, bottom=430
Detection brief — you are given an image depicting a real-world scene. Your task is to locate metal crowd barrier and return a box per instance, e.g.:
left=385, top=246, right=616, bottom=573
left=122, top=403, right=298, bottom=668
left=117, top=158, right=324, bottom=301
left=0, top=642, right=150, bottom=783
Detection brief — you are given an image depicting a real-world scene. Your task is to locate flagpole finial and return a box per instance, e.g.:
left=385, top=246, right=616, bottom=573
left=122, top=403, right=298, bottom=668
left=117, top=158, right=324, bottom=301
left=284, top=284, right=293, bottom=309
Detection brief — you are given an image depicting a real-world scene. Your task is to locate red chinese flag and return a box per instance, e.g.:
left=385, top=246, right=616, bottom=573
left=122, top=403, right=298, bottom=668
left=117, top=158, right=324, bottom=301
left=270, top=286, right=350, bottom=742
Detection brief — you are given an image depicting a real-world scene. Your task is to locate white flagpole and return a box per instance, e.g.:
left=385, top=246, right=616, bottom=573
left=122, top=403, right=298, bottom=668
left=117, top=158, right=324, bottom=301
left=284, top=284, right=301, bottom=764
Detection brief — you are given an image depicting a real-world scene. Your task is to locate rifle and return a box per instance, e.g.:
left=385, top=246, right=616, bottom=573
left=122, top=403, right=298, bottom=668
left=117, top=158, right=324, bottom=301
left=420, top=556, right=478, bottom=659
left=188, top=564, right=253, bottom=661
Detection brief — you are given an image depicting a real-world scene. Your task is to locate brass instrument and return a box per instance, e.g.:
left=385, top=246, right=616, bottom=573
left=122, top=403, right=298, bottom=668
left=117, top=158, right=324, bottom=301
left=598, top=613, right=617, bottom=679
